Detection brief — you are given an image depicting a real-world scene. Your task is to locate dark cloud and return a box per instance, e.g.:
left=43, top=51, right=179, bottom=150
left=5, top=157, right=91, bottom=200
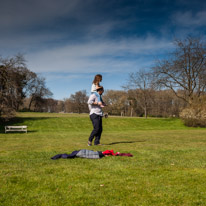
left=0, top=0, right=206, bottom=56
left=1, top=0, right=205, bottom=37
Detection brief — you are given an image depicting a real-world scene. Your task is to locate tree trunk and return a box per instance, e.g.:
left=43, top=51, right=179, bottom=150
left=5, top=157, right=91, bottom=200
left=130, top=107, right=133, bottom=117
left=144, top=107, right=147, bottom=118
left=28, top=96, right=34, bottom=110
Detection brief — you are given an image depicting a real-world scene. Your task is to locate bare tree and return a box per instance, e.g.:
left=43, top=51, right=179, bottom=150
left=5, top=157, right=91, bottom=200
left=103, top=90, right=129, bottom=116
left=152, top=37, right=206, bottom=105
left=0, top=55, right=35, bottom=119
left=148, top=89, right=186, bottom=117
left=124, top=69, right=155, bottom=118
left=28, top=76, right=53, bottom=110
left=65, top=90, right=88, bottom=113
left=56, top=100, right=65, bottom=113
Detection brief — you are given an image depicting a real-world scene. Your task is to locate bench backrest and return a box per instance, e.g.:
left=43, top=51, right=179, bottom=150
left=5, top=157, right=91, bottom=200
left=5, top=126, right=27, bottom=128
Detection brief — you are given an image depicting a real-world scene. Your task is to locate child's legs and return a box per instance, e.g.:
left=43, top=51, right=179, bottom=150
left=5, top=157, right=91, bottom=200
left=92, top=92, right=101, bottom=103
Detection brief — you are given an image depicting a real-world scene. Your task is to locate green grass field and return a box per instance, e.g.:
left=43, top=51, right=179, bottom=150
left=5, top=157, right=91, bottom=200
left=1, top=112, right=206, bottom=206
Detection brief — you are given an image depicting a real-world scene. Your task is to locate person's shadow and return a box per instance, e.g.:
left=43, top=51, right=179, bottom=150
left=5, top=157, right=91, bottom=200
left=105, top=140, right=146, bottom=145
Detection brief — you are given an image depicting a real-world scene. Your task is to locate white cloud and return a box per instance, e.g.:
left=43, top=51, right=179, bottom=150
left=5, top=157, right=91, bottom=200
left=172, top=10, right=206, bottom=27
left=43, top=73, right=85, bottom=81
left=26, top=36, right=172, bottom=74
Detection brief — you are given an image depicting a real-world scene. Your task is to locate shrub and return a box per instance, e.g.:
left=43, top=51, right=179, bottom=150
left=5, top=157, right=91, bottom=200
left=180, top=97, right=206, bottom=127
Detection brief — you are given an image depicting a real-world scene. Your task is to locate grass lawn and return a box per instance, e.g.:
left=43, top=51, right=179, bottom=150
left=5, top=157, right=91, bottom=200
left=1, top=112, right=206, bottom=206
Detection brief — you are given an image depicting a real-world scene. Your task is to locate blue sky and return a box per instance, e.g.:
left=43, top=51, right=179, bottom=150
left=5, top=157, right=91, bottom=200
left=1, top=0, right=206, bottom=100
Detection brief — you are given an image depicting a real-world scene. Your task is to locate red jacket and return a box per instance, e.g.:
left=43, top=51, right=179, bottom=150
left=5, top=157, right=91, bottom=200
left=102, top=150, right=133, bottom=157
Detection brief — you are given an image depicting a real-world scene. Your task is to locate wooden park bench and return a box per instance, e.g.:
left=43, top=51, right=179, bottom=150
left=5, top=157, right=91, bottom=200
left=5, top=125, right=27, bottom=133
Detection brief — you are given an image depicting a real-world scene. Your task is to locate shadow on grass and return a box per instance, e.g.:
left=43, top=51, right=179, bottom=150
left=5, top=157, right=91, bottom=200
left=105, top=140, right=146, bottom=145
left=0, top=117, right=52, bottom=133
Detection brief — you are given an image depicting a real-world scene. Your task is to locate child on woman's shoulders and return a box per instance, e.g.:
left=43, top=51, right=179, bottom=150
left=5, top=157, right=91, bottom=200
left=91, top=74, right=106, bottom=107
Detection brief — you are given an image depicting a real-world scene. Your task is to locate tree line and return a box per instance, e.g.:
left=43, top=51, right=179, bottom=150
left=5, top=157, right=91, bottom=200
left=1, top=37, right=206, bottom=126
left=18, top=89, right=184, bottom=118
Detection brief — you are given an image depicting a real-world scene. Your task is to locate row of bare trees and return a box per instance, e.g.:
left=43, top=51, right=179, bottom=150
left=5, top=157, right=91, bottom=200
left=103, top=89, right=186, bottom=117
left=1, top=37, right=206, bottom=120
left=20, top=88, right=185, bottom=118
left=21, top=90, right=89, bottom=114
